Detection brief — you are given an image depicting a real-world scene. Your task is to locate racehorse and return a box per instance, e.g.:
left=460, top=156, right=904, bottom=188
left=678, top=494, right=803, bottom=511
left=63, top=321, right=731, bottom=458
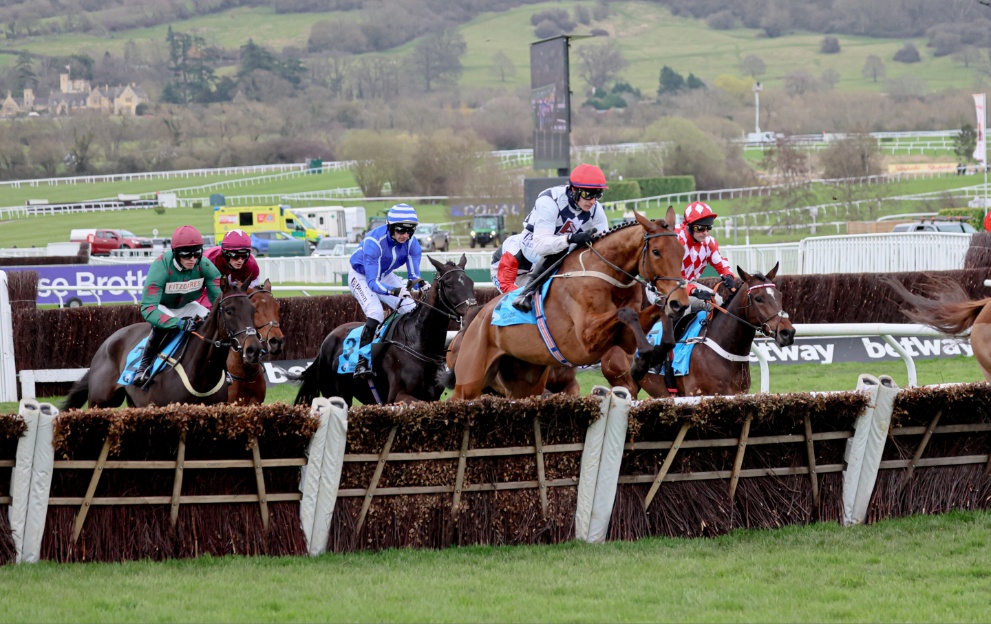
left=61, top=279, right=262, bottom=409
left=450, top=208, right=689, bottom=400
left=227, top=279, right=285, bottom=405
left=292, top=255, right=476, bottom=406
left=884, top=277, right=991, bottom=382
left=446, top=304, right=581, bottom=396
left=602, top=263, right=796, bottom=397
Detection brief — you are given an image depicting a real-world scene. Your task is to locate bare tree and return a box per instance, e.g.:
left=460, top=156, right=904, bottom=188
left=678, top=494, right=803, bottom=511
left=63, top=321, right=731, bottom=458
left=575, top=40, right=628, bottom=93
left=407, top=30, right=466, bottom=93
left=953, top=45, right=983, bottom=68
left=488, top=50, right=516, bottom=83
left=818, top=133, right=883, bottom=180
left=739, top=55, right=766, bottom=79
left=820, top=68, right=840, bottom=91
left=783, top=69, right=819, bottom=96
left=862, top=55, right=886, bottom=83
left=338, top=130, right=415, bottom=197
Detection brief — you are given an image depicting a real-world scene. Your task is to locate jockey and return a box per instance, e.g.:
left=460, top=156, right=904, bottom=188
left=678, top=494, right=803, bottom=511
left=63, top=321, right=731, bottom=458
left=348, top=203, right=426, bottom=378
left=489, top=232, right=532, bottom=294
left=511, top=163, right=610, bottom=312
left=134, top=225, right=223, bottom=387
left=197, top=229, right=261, bottom=309
left=676, top=201, right=736, bottom=310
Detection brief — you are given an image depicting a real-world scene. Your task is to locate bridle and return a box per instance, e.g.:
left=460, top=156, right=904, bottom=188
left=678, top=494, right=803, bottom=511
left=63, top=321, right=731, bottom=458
left=640, top=230, right=687, bottom=307
left=711, top=282, right=790, bottom=339
left=191, top=292, right=258, bottom=352
left=412, top=268, right=477, bottom=326
left=248, top=288, right=281, bottom=355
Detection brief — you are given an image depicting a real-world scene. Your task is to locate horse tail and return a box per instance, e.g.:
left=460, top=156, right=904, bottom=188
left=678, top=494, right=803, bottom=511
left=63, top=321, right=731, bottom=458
left=885, top=277, right=989, bottom=335
left=288, top=356, right=323, bottom=406
left=438, top=365, right=455, bottom=390
left=61, top=371, right=91, bottom=411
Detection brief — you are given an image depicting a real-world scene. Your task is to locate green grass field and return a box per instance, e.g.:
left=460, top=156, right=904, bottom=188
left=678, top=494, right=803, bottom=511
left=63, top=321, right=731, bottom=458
left=1, top=2, right=979, bottom=97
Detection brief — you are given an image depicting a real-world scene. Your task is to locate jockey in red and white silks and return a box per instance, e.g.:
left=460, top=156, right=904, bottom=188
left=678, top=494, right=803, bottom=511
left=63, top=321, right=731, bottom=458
left=675, top=201, right=736, bottom=310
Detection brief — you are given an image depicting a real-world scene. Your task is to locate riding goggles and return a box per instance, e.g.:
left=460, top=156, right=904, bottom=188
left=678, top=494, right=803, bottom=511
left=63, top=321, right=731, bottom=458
left=174, top=247, right=203, bottom=259
left=691, top=224, right=713, bottom=232
left=575, top=188, right=604, bottom=201
left=392, top=225, right=416, bottom=235
left=224, top=250, right=251, bottom=260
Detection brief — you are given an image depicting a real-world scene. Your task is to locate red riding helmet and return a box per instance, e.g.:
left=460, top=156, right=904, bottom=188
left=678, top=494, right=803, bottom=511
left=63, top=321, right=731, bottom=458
left=221, top=229, right=251, bottom=250
left=569, top=164, right=608, bottom=190
left=171, top=225, right=204, bottom=249
left=683, top=201, right=718, bottom=226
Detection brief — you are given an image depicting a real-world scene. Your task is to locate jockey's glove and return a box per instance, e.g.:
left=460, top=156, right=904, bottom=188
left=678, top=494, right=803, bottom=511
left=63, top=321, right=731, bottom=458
left=391, top=286, right=412, bottom=299
left=722, top=274, right=736, bottom=290
left=417, top=281, right=431, bottom=293
left=177, top=318, right=196, bottom=332
left=568, top=230, right=594, bottom=245
left=693, top=290, right=714, bottom=302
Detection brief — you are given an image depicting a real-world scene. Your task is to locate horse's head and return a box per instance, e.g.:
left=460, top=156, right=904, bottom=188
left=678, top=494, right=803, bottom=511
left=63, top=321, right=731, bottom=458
left=212, top=279, right=263, bottom=365
left=427, top=254, right=476, bottom=321
left=634, top=207, right=689, bottom=319
left=247, top=278, right=284, bottom=357
left=734, top=263, right=795, bottom=346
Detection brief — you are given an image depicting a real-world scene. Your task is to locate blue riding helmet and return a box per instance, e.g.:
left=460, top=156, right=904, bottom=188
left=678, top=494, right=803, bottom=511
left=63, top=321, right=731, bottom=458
left=386, top=203, right=418, bottom=226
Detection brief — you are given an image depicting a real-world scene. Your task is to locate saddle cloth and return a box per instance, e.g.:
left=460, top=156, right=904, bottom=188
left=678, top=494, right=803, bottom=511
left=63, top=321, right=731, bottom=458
left=647, top=310, right=708, bottom=377
left=118, top=330, right=188, bottom=386
left=336, top=315, right=397, bottom=375
left=491, top=273, right=555, bottom=327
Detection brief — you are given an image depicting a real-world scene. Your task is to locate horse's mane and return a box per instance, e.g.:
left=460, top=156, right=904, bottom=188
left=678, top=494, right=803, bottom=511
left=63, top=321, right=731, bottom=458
left=591, top=216, right=670, bottom=242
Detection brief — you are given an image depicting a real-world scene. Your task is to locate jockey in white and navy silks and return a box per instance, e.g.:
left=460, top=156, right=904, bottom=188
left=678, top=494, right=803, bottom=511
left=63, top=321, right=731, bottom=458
left=511, top=163, right=610, bottom=312
left=347, top=202, right=428, bottom=378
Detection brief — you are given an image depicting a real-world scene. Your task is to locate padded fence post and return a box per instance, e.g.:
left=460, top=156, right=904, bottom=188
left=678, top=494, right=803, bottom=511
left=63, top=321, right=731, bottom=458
left=9, top=399, right=39, bottom=563
left=843, top=374, right=898, bottom=526
left=575, top=386, right=612, bottom=543
left=22, top=402, right=57, bottom=563
left=300, top=397, right=349, bottom=557
left=585, top=387, right=631, bottom=544
left=0, top=271, right=17, bottom=403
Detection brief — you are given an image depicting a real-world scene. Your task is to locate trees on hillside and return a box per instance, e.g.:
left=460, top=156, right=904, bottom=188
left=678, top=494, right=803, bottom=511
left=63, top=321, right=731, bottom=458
left=407, top=30, right=466, bottom=93
left=861, top=55, right=886, bottom=83
left=575, top=41, right=628, bottom=94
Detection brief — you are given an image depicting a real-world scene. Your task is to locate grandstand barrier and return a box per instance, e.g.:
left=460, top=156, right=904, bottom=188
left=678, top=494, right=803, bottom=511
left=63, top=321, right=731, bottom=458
left=2, top=382, right=988, bottom=564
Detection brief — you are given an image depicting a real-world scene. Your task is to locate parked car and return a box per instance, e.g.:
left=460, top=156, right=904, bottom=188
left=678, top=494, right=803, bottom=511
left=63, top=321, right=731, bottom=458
left=414, top=223, right=450, bottom=252
left=469, top=214, right=507, bottom=248
left=250, top=230, right=309, bottom=257
left=69, top=228, right=153, bottom=256
left=890, top=219, right=977, bottom=233
left=311, top=237, right=349, bottom=257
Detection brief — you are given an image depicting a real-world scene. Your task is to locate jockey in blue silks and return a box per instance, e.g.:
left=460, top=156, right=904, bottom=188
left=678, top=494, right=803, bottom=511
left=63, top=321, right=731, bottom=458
left=347, top=203, right=428, bottom=378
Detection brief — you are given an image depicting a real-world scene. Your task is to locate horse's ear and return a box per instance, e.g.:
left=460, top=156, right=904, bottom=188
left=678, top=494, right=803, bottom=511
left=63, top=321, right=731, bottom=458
left=664, top=205, right=676, bottom=229
left=633, top=211, right=655, bottom=232
left=263, top=278, right=271, bottom=290
left=427, top=255, right=444, bottom=273
left=766, top=262, right=779, bottom=280
left=738, top=266, right=752, bottom=281
left=220, top=278, right=231, bottom=294
left=458, top=253, right=467, bottom=269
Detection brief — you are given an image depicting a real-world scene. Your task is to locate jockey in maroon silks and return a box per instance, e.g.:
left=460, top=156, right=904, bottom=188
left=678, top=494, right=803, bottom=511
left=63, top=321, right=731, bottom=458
left=197, top=229, right=261, bottom=309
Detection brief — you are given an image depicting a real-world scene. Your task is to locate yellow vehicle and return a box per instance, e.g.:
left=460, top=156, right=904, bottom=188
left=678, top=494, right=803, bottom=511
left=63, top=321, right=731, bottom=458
left=213, top=205, right=322, bottom=248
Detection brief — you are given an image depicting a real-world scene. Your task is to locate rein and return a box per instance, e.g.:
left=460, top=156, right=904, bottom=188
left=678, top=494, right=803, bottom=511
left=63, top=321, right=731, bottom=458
left=706, top=282, right=790, bottom=341
left=566, top=230, right=687, bottom=304
left=383, top=268, right=475, bottom=364
left=190, top=292, right=258, bottom=351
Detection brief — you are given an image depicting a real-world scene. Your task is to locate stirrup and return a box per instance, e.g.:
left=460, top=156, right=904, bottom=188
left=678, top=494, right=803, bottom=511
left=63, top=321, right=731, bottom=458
left=353, top=360, right=373, bottom=378
left=512, top=293, right=534, bottom=312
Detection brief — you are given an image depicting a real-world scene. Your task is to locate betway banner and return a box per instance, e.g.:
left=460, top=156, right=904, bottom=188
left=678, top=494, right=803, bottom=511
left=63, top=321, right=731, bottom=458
left=259, top=335, right=972, bottom=386
left=6, top=264, right=151, bottom=305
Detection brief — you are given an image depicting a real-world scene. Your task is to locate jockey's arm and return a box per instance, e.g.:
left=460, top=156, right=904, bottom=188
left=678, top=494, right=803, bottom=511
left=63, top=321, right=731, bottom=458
left=139, top=258, right=180, bottom=330
left=200, top=257, right=223, bottom=304
left=406, top=237, right=423, bottom=282
left=528, top=198, right=570, bottom=257
left=708, top=240, right=734, bottom=278
left=360, top=238, right=392, bottom=296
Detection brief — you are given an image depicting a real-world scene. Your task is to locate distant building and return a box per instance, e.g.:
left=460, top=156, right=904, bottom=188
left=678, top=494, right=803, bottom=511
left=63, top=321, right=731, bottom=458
left=1, top=73, right=148, bottom=118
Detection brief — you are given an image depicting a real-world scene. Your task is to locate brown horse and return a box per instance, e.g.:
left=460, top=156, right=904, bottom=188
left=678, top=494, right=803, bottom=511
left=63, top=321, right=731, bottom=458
left=446, top=303, right=581, bottom=396
left=61, top=279, right=262, bottom=409
left=602, top=263, right=796, bottom=397
left=450, top=209, right=688, bottom=400
left=884, top=277, right=991, bottom=382
left=227, top=279, right=285, bottom=405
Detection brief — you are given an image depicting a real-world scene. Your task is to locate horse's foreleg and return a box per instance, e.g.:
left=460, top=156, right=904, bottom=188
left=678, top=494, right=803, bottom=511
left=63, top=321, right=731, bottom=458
left=600, top=346, right=640, bottom=396
left=639, top=372, right=672, bottom=398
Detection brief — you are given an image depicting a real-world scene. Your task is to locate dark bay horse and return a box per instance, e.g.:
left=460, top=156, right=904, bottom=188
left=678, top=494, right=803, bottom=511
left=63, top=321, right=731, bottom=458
left=884, top=277, right=991, bottom=382
left=227, top=279, right=285, bottom=405
left=292, top=255, right=476, bottom=406
left=602, top=263, right=796, bottom=397
left=61, top=279, right=262, bottom=409
left=450, top=208, right=688, bottom=400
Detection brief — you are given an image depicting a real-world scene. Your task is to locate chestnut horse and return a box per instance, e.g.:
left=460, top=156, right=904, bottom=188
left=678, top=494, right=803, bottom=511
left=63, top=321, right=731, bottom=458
left=450, top=209, right=688, bottom=400
left=602, top=263, right=796, bottom=397
left=884, top=277, right=991, bottom=382
left=61, top=279, right=262, bottom=409
left=227, top=279, right=285, bottom=405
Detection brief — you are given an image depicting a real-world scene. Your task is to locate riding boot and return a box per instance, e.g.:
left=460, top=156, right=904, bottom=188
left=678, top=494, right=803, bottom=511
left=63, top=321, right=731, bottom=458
left=511, top=255, right=553, bottom=313
left=353, top=318, right=380, bottom=379
left=133, top=326, right=168, bottom=388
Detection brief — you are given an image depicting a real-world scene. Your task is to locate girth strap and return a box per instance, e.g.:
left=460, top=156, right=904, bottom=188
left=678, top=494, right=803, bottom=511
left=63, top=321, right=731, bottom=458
left=163, top=357, right=227, bottom=397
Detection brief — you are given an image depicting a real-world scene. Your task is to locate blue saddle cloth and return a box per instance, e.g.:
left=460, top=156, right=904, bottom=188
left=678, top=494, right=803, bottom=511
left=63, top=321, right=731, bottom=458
left=118, top=330, right=188, bottom=386
left=491, top=274, right=555, bottom=327
left=647, top=311, right=708, bottom=377
left=336, top=315, right=396, bottom=375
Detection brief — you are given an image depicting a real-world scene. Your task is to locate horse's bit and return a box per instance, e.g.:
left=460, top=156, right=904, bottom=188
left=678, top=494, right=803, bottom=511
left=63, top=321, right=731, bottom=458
left=192, top=292, right=258, bottom=352
left=413, top=268, right=476, bottom=326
